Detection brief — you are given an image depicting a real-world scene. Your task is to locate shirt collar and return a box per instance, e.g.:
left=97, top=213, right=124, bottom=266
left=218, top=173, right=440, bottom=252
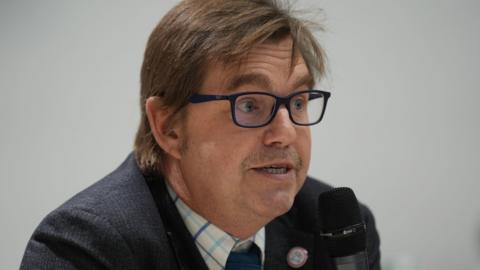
left=166, top=183, right=266, bottom=270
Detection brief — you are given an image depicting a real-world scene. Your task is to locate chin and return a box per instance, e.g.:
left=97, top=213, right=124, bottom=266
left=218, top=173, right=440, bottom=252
left=257, top=191, right=296, bottom=219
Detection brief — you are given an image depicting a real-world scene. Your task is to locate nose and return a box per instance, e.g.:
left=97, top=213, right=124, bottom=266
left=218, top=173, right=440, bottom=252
left=262, top=106, right=297, bottom=147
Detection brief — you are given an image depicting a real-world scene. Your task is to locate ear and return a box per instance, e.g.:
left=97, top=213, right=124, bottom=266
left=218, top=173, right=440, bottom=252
left=145, top=97, right=183, bottom=160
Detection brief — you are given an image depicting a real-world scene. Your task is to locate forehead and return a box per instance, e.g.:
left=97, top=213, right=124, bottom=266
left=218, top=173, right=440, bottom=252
left=200, top=37, right=312, bottom=93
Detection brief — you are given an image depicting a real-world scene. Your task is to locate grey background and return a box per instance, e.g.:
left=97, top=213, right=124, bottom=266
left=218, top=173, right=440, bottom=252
left=1, top=0, right=479, bottom=269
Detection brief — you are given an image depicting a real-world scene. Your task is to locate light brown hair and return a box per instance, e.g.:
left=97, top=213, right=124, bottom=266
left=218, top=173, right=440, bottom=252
left=134, top=0, right=326, bottom=175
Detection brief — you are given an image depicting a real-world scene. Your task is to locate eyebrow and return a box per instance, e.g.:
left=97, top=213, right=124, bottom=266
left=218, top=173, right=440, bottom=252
left=226, top=72, right=315, bottom=92
left=294, top=73, right=315, bottom=90
left=226, top=73, right=272, bottom=91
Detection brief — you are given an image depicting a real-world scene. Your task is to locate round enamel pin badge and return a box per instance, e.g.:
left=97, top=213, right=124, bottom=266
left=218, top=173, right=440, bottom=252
left=287, top=246, right=308, bottom=268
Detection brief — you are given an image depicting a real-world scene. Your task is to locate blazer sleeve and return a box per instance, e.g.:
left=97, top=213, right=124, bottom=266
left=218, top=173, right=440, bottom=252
left=20, top=207, right=135, bottom=270
left=361, top=204, right=381, bottom=270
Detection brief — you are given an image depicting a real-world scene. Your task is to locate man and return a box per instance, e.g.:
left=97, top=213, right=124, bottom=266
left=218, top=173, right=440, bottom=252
left=21, top=0, right=380, bottom=269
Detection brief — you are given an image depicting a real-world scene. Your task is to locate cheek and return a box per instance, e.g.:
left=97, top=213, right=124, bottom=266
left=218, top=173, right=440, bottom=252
left=182, top=115, right=249, bottom=181
left=196, top=135, right=250, bottom=171
left=184, top=105, right=250, bottom=163
left=180, top=132, right=251, bottom=207
left=197, top=141, right=235, bottom=169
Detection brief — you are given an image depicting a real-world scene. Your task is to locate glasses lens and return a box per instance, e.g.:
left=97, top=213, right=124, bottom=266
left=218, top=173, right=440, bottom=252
left=234, top=94, right=275, bottom=127
left=290, top=91, right=325, bottom=125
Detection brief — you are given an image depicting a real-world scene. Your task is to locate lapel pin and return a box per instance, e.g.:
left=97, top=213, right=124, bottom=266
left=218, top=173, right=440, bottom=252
left=287, top=246, right=308, bottom=268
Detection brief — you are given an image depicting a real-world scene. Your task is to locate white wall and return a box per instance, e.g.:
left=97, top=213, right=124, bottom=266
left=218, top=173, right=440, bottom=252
left=309, top=1, right=480, bottom=269
left=1, top=1, right=479, bottom=269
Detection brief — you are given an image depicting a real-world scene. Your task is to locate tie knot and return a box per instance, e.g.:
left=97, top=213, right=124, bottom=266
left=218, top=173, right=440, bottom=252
left=225, top=244, right=261, bottom=270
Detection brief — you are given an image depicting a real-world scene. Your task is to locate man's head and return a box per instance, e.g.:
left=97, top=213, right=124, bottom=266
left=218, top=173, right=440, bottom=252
left=134, top=0, right=327, bottom=238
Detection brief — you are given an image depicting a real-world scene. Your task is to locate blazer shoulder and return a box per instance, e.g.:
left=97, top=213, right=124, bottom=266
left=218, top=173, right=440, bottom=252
left=21, top=154, right=175, bottom=269
left=55, top=154, right=158, bottom=224
left=21, top=206, right=136, bottom=269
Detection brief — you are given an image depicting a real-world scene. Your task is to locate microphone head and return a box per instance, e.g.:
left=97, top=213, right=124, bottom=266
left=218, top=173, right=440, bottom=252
left=318, top=187, right=366, bottom=257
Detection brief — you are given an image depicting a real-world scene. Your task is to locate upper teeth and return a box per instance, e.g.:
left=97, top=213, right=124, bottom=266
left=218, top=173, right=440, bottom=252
left=260, top=167, right=287, bottom=174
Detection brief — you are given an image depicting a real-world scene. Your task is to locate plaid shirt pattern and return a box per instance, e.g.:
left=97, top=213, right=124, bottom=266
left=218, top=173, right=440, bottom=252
left=166, top=184, right=266, bottom=270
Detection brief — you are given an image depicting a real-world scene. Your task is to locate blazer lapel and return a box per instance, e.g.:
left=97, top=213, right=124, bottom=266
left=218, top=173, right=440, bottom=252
left=146, top=175, right=209, bottom=270
left=264, top=217, right=333, bottom=270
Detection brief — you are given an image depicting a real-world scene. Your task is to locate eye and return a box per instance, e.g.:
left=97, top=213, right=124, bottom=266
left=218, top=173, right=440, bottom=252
left=292, top=97, right=307, bottom=111
left=237, top=99, right=258, bottom=113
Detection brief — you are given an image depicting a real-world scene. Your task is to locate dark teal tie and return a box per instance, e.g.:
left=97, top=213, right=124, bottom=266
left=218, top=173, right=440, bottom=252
left=225, top=244, right=261, bottom=270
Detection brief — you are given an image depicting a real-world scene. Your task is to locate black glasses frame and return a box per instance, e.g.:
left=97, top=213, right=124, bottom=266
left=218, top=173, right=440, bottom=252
left=188, top=90, right=331, bottom=128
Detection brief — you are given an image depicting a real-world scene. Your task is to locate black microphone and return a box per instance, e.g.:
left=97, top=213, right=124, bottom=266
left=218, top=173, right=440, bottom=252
left=318, top=187, right=369, bottom=270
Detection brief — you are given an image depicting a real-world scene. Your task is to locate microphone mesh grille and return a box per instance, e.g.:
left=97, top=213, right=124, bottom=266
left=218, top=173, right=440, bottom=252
left=318, top=187, right=366, bottom=257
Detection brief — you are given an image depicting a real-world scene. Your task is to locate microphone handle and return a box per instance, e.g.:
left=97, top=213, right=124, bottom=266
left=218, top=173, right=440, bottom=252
left=333, top=251, right=369, bottom=270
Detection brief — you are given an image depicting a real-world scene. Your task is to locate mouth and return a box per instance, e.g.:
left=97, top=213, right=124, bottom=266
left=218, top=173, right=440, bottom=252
left=252, top=163, right=294, bottom=175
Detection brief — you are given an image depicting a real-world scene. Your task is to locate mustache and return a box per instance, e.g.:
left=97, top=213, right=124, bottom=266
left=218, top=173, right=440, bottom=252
left=241, top=147, right=303, bottom=170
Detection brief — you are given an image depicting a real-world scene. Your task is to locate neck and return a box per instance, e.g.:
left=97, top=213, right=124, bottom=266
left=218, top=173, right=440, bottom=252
left=163, top=159, right=272, bottom=240
left=200, top=207, right=268, bottom=240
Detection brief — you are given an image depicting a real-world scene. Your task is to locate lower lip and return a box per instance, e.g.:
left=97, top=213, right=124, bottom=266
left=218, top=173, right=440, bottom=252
left=251, top=168, right=296, bottom=181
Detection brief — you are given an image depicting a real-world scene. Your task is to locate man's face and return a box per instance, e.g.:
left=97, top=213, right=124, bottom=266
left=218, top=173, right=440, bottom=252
left=175, top=37, right=312, bottom=229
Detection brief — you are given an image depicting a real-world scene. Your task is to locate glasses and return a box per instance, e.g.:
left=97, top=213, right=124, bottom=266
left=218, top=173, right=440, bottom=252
left=188, top=90, right=331, bottom=128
